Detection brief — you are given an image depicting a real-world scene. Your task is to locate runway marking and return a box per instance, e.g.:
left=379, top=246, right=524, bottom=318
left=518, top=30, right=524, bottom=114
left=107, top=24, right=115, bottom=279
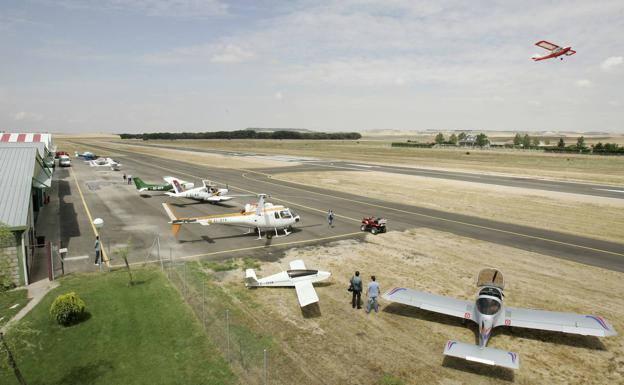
left=594, top=188, right=624, bottom=194
left=82, top=143, right=624, bottom=259
left=347, top=164, right=375, bottom=168
left=111, top=231, right=364, bottom=267
left=70, top=168, right=109, bottom=265
left=239, top=170, right=624, bottom=258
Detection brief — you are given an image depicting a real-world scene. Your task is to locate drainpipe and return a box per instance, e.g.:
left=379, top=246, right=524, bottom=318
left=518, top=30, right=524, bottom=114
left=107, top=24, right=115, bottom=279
left=20, top=233, right=29, bottom=286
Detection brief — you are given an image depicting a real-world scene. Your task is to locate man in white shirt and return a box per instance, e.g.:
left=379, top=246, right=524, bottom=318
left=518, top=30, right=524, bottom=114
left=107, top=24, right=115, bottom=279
left=366, top=275, right=380, bottom=314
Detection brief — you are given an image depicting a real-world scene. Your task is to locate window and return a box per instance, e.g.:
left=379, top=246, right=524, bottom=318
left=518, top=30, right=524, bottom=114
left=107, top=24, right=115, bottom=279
left=287, top=269, right=318, bottom=278
left=280, top=210, right=292, bottom=219
left=274, top=212, right=280, bottom=219
left=477, top=298, right=501, bottom=315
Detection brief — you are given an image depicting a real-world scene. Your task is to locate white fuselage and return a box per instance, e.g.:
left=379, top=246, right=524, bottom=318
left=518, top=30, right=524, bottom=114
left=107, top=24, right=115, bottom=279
left=251, top=270, right=331, bottom=287
left=196, top=204, right=300, bottom=230
left=468, top=286, right=504, bottom=348
left=168, top=186, right=231, bottom=202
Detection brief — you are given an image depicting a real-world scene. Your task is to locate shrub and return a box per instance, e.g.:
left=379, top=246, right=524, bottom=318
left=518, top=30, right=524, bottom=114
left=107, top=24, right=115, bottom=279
left=50, top=292, right=86, bottom=326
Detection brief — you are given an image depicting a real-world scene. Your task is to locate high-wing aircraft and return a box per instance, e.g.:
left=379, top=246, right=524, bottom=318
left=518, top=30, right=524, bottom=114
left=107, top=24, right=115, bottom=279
left=133, top=176, right=194, bottom=192
left=88, top=157, right=121, bottom=171
left=165, top=178, right=245, bottom=203
left=74, top=151, right=96, bottom=160
left=162, top=194, right=300, bottom=239
left=383, top=268, right=616, bottom=370
left=245, top=259, right=331, bottom=307
left=532, top=40, right=576, bottom=61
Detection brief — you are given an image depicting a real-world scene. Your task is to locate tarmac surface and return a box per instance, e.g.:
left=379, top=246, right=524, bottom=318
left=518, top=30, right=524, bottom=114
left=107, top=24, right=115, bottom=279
left=64, top=141, right=624, bottom=273
left=115, top=141, right=624, bottom=199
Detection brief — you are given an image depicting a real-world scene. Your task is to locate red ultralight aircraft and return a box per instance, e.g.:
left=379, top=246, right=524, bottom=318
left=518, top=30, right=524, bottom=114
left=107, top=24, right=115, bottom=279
left=532, top=40, right=576, bottom=61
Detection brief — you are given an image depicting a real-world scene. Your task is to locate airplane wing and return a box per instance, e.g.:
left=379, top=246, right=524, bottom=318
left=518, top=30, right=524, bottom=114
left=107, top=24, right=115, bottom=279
left=444, top=340, right=519, bottom=370
left=206, top=195, right=234, bottom=202
left=535, top=40, right=560, bottom=51
left=294, top=281, right=319, bottom=307
left=500, top=306, right=617, bottom=337
left=565, top=49, right=577, bottom=56
left=383, top=287, right=476, bottom=321
left=289, top=260, right=306, bottom=270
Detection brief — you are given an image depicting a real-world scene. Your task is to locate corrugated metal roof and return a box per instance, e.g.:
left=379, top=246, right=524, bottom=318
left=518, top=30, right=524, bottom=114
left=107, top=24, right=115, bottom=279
left=0, top=147, right=37, bottom=228
left=0, top=141, right=47, bottom=158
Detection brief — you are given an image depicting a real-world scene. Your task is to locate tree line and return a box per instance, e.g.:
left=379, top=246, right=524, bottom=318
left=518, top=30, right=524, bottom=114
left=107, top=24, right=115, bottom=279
left=119, top=130, right=362, bottom=140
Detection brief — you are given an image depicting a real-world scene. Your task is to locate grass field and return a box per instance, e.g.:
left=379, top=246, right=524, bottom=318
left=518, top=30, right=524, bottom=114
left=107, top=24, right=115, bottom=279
left=0, top=269, right=235, bottom=385
left=0, top=289, right=29, bottom=327
left=106, top=139, right=624, bottom=185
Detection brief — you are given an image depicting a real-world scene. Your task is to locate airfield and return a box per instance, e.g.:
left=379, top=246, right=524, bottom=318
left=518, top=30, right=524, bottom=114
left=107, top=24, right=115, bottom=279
left=41, top=137, right=624, bottom=384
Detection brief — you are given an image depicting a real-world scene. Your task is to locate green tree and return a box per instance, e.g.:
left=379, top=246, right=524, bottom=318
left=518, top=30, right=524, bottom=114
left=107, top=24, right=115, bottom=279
left=522, top=134, right=531, bottom=148
left=594, top=142, right=604, bottom=151
left=0, top=223, right=15, bottom=291
left=557, top=137, right=566, bottom=148
left=532, top=137, right=541, bottom=147
left=449, top=133, right=458, bottom=145
left=435, top=133, right=445, bottom=144
left=475, top=133, right=489, bottom=147
left=458, top=132, right=467, bottom=141
left=576, top=136, right=586, bottom=149
left=513, top=133, right=522, bottom=146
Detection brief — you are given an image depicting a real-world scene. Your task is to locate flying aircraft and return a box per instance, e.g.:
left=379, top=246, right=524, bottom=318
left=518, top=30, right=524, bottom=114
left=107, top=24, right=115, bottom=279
left=74, top=151, right=96, bottom=160
left=383, top=268, right=616, bottom=370
left=165, top=178, right=244, bottom=203
left=133, top=176, right=194, bottom=192
left=532, top=40, right=576, bottom=61
left=245, top=259, right=331, bottom=307
left=162, top=194, right=300, bottom=239
left=88, top=157, right=121, bottom=171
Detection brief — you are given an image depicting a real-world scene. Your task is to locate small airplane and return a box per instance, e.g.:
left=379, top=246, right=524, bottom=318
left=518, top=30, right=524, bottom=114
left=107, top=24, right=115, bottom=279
left=532, top=40, right=576, bottom=61
left=162, top=194, right=300, bottom=239
left=74, top=151, right=97, bottom=160
left=133, top=176, right=194, bottom=192
left=383, top=268, right=616, bottom=370
left=165, top=178, right=244, bottom=203
left=245, top=259, right=331, bottom=307
left=88, top=157, right=121, bottom=171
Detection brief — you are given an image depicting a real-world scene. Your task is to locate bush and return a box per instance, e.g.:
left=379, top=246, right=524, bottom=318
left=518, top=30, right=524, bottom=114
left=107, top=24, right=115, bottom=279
left=50, top=292, right=86, bottom=326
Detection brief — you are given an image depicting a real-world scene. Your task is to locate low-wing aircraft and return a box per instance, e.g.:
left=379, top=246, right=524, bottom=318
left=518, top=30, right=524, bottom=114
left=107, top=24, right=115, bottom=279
left=162, top=194, right=300, bottom=239
left=88, top=157, right=121, bottom=171
left=532, top=40, right=576, bottom=61
left=165, top=178, right=244, bottom=203
left=74, top=151, right=96, bottom=160
left=133, top=176, right=194, bottom=192
left=245, top=259, right=331, bottom=307
left=383, top=268, right=616, bottom=370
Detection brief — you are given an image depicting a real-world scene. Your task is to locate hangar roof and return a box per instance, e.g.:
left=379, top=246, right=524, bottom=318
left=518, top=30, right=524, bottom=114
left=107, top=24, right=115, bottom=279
left=0, top=146, right=40, bottom=229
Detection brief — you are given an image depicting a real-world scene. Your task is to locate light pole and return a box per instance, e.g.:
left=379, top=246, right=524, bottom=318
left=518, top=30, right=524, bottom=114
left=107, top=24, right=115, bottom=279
left=93, top=218, right=105, bottom=271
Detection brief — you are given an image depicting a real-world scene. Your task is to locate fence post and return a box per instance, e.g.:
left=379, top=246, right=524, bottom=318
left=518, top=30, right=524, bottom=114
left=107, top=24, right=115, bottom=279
left=263, top=348, right=268, bottom=385
left=202, top=280, right=206, bottom=329
left=158, top=235, right=163, bottom=272
left=226, top=309, right=230, bottom=362
left=184, top=262, right=187, bottom=297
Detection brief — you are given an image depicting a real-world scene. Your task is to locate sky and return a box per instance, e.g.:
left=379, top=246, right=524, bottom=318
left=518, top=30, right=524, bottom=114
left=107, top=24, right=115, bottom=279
left=1, top=0, right=623, bottom=133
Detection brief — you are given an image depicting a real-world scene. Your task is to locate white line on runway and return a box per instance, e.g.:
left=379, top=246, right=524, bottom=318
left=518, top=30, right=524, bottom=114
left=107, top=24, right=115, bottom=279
left=347, top=164, right=375, bottom=168
left=594, top=188, right=624, bottom=193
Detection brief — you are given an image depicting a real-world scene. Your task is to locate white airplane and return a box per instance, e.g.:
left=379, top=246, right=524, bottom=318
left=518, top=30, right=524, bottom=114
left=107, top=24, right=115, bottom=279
left=88, top=157, right=121, bottom=171
left=383, top=268, right=617, bottom=370
left=165, top=178, right=242, bottom=203
left=74, top=151, right=96, bottom=160
left=162, top=194, right=300, bottom=239
left=133, top=176, right=194, bottom=192
left=245, top=259, right=331, bottom=307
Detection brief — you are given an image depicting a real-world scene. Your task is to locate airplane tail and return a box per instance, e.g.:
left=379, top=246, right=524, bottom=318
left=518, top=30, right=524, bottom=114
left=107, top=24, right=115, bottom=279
left=133, top=177, right=149, bottom=191
left=245, top=269, right=259, bottom=287
left=162, top=203, right=182, bottom=237
left=443, top=340, right=519, bottom=370
left=171, top=179, right=184, bottom=194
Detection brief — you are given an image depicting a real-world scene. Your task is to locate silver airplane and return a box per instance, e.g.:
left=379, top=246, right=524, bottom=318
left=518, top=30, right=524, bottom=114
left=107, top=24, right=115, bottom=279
left=383, top=268, right=617, bottom=369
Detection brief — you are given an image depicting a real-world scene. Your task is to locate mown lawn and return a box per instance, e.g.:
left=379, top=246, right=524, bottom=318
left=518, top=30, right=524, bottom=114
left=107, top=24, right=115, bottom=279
left=0, top=269, right=235, bottom=385
left=0, top=288, right=29, bottom=327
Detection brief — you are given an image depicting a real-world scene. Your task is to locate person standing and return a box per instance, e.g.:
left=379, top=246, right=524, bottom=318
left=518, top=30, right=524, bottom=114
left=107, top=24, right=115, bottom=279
left=94, top=235, right=101, bottom=266
left=123, top=173, right=127, bottom=183
left=366, top=275, right=380, bottom=314
left=327, top=209, right=334, bottom=227
left=350, top=271, right=362, bottom=309
left=127, top=174, right=132, bottom=185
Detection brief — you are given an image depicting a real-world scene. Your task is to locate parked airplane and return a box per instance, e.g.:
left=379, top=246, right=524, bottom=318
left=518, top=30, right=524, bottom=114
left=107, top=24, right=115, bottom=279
left=532, top=40, right=576, bottom=61
left=245, top=259, right=331, bottom=307
left=74, top=151, right=96, bottom=160
left=383, top=268, right=616, bottom=370
left=162, top=194, right=300, bottom=239
left=165, top=178, right=244, bottom=203
left=133, top=176, right=194, bottom=192
left=88, top=157, right=121, bottom=171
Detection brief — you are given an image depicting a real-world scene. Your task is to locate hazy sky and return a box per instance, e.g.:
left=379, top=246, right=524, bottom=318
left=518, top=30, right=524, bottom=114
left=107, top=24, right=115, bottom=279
left=1, top=0, right=623, bottom=133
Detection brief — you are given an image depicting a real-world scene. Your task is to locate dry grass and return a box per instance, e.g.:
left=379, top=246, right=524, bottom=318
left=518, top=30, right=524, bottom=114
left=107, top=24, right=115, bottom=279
left=214, top=229, right=623, bottom=385
left=276, top=170, right=624, bottom=244
left=111, top=139, right=624, bottom=185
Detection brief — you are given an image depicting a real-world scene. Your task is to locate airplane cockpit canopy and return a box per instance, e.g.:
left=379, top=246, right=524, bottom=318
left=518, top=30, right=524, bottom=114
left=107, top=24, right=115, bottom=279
left=287, top=269, right=318, bottom=278
left=477, top=297, right=501, bottom=316
left=280, top=210, right=293, bottom=219
left=479, top=286, right=502, bottom=300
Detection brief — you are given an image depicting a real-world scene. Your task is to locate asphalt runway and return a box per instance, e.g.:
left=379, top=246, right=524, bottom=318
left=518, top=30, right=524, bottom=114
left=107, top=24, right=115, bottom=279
left=112, top=141, right=624, bottom=199
left=74, top=141, right=624, bottom=272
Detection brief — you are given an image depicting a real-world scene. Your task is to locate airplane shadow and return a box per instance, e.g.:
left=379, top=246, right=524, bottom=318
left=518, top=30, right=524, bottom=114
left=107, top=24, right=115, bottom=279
left=493, top=326, right=607, bottom=351
left=383, top=303, right=469, bottom=329
left=442, top=356, right=514, bottom=382
left=301, top=302, right=322, bottom=318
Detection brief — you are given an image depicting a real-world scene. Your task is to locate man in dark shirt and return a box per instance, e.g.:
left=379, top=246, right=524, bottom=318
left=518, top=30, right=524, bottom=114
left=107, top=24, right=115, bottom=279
left=350, top=271, right=362, bottom=309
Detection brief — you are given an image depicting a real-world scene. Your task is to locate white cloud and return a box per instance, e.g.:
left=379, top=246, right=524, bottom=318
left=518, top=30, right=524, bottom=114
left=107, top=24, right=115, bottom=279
left=600, top=56, right=623, bottom=71
left=210, top=44, right=255, bottom=63
left=575, top=79, right=592, bottom=88
left=274, top=91, right=283, bottom=100
left=142, top=43, right=255, bottom=65
left=13, top=111, right=43, bottom=121
left=54, top=0, right=228, bottom=18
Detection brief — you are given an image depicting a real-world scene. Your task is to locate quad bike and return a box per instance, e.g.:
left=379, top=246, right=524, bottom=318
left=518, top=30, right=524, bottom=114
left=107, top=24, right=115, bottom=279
left=360, top=217, right=387, bottom=234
